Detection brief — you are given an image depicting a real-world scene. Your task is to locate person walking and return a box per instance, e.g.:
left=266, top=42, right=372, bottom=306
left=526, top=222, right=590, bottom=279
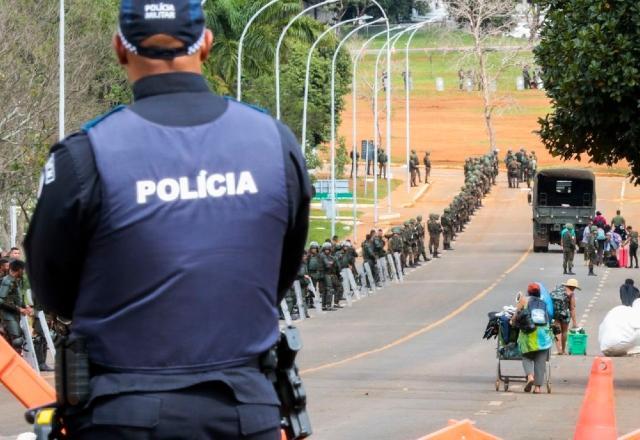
left=551, top=279, right=580, bottom=355
left=620, top=279, right=640, bottom=307
left=511, top=283, right=552, bottom=393
left=625, top=226, right=639, bottom=268
left=586, top=226, right=598, bottom=276
left=561, top=223, right=576, bottom=275
left=25, top=1, right=311, bottom=437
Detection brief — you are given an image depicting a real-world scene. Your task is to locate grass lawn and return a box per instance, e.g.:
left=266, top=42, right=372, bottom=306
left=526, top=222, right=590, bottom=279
left=308, top=218, right=355, bottom=246
left=312, top=177, right=402, bottom=204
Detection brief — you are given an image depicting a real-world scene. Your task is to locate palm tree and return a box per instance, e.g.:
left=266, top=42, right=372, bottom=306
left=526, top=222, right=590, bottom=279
left=204, top=0, right=322, bottom=95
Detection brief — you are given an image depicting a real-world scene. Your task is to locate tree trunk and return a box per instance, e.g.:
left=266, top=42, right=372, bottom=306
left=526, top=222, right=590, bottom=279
left=475, top=42, right=496, bottom=151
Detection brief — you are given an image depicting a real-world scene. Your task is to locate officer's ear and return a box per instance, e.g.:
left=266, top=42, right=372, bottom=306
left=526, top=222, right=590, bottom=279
left=113, top=34, right=129, bottom=66
left=199, top=29, right=214, bottom=62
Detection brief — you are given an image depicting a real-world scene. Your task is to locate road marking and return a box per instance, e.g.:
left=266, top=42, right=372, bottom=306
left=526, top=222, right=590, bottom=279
left=301, top=246, right=533, bottom=375
left=582, top=313, right=589, bottom=319
left=475, top=410, right=491, bottom=416
left=488, top=401, right=503, bottom=406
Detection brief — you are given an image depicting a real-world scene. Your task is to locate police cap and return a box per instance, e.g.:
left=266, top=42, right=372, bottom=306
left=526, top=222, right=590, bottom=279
left=119, top=0, right=206, bottom=60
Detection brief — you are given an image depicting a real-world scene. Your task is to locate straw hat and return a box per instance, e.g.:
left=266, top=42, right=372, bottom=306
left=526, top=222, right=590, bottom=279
left=563, top=278, right=582, bottom=290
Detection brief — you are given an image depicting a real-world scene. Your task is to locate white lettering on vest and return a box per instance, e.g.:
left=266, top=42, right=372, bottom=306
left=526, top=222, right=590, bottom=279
left=236, top=171, right=259, bottom=195
left=136, top=171, right=259, bottom=204
left=157, top=178, right=180, bottom=202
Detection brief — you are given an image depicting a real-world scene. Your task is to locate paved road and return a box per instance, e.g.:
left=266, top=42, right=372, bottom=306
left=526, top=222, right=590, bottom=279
left=0, top=171, right=638, bottom=439
left=298, top=173, right=639, bottom=440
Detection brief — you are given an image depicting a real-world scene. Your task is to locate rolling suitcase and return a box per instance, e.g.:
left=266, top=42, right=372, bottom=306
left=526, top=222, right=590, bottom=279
left=619, top=247, right=629, bottom=268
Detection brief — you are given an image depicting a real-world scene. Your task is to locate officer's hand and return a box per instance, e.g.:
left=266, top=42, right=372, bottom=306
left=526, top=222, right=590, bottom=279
left=25, top=306, right=33, bottom=316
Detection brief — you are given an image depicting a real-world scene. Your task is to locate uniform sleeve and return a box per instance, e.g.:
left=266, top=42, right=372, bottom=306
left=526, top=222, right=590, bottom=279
left=24, top=133, right=101, bottom=319
left=276, top=122, right=312, bottom=302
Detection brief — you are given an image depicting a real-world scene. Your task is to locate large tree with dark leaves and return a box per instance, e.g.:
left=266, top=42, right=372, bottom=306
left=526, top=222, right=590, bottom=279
left=535, top=0, right=640, bottom=180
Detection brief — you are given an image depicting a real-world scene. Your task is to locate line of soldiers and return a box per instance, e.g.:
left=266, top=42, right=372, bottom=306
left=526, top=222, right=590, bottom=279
left=504, top=148, right=537, bottom=189
left=281, top=153, right=499, bottom=320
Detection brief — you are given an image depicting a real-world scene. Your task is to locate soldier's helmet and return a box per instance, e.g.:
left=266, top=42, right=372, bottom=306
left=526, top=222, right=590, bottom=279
left=342, top=241, right=351, bottom=248
left=309, top=241, right=319, bottom=249
left=444, top=208, right=450, bottom=213
left=404, top=221, right=410, bottom=226
left=322, top=242, right=332, bottom=251
left=434, top=214, right=441, bottom=220
left=426, top=151, right=431, bottom=155
left=417, top=215, right=423, bottom=221
left=335, top=244, right=343, bottom=251
left=565, top=223, right=574, bottom=230
left=410, top=218, right=416, bottom=224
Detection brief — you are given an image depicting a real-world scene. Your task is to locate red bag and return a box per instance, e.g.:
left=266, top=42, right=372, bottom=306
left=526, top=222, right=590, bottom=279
left=619, top=247, right=629, bottom=268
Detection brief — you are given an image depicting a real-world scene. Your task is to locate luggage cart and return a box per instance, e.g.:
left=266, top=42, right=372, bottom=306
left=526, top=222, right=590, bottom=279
left=495, top=323, right=551, bottom=393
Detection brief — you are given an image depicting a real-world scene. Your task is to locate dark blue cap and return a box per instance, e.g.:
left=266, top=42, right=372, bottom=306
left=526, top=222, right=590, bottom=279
left=119, top=0, right=206, bottom=60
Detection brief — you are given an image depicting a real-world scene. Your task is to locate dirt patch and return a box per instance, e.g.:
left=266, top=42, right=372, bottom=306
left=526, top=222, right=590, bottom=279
left=338, top=90, right=573, bottom=166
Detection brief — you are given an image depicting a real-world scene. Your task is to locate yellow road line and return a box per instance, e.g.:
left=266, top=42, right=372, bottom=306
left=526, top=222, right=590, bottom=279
left=301, top=246, right=533, bottom=375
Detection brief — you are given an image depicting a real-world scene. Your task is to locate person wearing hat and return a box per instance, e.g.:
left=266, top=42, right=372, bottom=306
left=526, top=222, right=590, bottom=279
left=25, top=1, right=311, bottom=437
left=511, top=283, right=552, bottom=393
left=554, top=279, right=581, bottom=355
left=561, top=223, right=576, bottom=275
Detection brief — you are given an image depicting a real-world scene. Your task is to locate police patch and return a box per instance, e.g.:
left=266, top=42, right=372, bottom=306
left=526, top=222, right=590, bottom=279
left=44, top=153, right=56, bottom=185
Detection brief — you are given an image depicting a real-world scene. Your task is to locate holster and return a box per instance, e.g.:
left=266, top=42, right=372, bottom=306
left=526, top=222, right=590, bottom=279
left=261, top=326, right=312, bottom=440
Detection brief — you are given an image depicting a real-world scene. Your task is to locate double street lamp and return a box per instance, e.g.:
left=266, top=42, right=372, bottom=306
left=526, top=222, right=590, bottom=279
left=275, top=0, right=338, bottom=120
left=329, top=18, right=385, bottom=238
left=237, top=0, right=281, bottom=101
left=301, top=16, right=366, bottom=153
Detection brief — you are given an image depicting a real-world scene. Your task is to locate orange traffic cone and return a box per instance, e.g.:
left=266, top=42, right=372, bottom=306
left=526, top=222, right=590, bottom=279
left=0, top=336, right=56, bottom=408
left=574, top=357, right=617, bottom=440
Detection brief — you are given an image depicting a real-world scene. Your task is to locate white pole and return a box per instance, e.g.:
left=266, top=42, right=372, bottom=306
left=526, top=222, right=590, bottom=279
left=331, top=18, right=383, bottom=238
left=9, top=205, right=17, bottom=249
left=365, top=1, right=390, bottom=225
left=301, top=17, right=363, bottom=153
left=275, top=0, right=337, bottom=120
left=237, top=0, right=280, bottom=101
left=392, top=21, right=432, bottom=193
left=372, top=35, right=402, bottom=224
left=59, top=0, right=65, bottom=141
left=354, top=26, right=403, bottom=200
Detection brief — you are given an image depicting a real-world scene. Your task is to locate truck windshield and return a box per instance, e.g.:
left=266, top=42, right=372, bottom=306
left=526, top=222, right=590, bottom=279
left=537, top=176, right=593, bottom=206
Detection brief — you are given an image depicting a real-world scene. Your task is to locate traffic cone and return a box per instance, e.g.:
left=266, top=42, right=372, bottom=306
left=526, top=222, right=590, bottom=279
left=574, top=357, right=617, bottom=440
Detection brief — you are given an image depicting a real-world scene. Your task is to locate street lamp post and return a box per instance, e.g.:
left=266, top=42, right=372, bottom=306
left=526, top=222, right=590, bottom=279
left=301, top=17, right=364, bottom=153
left=351, top=26, right=402, bottom=241
left=366, top=0, right=391, bottom=224
left=59, top=0, right=65, bottom=141
left=275, top=0, right=337, bottom=120
left=237, top=0, right=280, bottom=101
left=391, top=20, right=435, bottom=193
left=330, top=18, right=384, bottom=238
left=372, top=31, right=406, bottom=223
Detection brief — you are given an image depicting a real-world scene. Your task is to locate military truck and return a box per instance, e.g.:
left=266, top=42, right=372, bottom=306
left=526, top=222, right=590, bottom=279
left=529, top=169, right=596, bottom=253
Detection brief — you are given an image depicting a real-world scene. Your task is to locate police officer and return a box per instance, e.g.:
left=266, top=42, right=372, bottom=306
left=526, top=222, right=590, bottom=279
left=25, top=2, right=311, bottom=437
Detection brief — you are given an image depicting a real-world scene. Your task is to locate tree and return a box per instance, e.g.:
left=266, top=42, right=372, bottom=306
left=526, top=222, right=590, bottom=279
left=446, top=0, right=520, bottom=151
left=534, top=0, right=640, bottom=181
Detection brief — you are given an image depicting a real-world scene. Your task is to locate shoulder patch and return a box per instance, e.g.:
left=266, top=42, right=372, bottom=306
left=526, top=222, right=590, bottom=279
left=223, top=96, right=269, bottom=115
left=82, top=105, right=127, bottom=132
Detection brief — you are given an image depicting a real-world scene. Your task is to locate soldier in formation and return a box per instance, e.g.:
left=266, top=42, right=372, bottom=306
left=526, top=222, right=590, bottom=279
left=428, top=214, right=443, bottom=258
